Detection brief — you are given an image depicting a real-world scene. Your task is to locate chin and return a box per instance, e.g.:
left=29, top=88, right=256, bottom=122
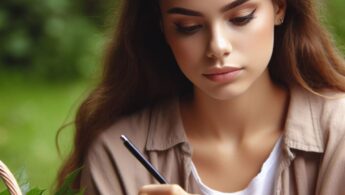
left=199, top=83, right=251, bottom=101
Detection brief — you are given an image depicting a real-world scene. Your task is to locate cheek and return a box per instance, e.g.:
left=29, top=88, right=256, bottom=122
left=231, top=9, right=275, bottom=70
left=245, top=16, right=275, bottom=67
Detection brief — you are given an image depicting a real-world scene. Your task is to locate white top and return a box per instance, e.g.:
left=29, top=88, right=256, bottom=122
left=191, top=137, right=282, bottom=195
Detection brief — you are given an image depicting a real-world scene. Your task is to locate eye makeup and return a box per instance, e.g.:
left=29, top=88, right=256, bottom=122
left=229, top=8, right=257, bottom=26
left=175, top=23, right=203, bottom=35
left=173, top=8, right=257, bottom=35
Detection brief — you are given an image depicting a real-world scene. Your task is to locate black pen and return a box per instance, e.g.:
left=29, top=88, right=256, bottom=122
left=120, top=135, right=168, bottom=184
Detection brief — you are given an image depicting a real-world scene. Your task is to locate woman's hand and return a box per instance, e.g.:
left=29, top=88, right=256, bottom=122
left=138, top=184, right=199, bottom=195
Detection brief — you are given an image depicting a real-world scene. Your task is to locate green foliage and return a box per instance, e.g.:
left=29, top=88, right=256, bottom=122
left=325, top=0, right=345, bottom=53
left=0, top=76, right=89, bottom=191
left=55, top=167, right=84, bottom=195
left=0, top=190, right=10, bottom=195
left=0, top=167, right=45, bottom=195
left=27, top=188, right=45, bottom=195
left=0, top=0, right=106, bottom=80
left=0, top=167, right=82, bottom=195
left=0, top=189, right=10, bottom=195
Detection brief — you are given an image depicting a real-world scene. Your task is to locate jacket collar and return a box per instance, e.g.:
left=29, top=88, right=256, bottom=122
left=145, top=86, right=325, bottom=154
left=283, top=85, right=324, bottom=153
left=145, top=98, right=191, bottom=153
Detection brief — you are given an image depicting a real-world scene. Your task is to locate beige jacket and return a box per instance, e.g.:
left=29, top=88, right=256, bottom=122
left=80, top=86, right=345, bottom=195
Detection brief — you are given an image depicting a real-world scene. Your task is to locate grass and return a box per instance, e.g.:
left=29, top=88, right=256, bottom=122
left=0, top=73, right=94, bottom=192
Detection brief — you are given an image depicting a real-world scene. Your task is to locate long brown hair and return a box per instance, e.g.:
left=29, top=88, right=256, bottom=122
left=56, top=0, right=345, bottom=189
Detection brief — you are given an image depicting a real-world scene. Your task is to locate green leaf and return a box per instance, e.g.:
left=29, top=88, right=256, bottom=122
left=0, top=189, right=10, bottom=195
left=20, top=182, right=31, bottom=195
left=27, top=188, right=45, bottom=195
left=74, top=188, right=85, bottom=195
left=54, top=167, right=83, bottom=195
left=0, top=167, right=46, bottom=195
left=14, top=167, right=31, bottom=194
left=14, top=166, right=28, bottom=185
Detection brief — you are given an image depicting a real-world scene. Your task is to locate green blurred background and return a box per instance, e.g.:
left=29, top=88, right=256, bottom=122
left=0, top=0, right=344, bottom=192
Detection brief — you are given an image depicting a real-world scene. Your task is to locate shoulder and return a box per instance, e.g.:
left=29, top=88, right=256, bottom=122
left=104, top=98, right=178, bottom=146
left=288, top=86, right=345, bottom=137
left=308, top=89, right=345, bottom=134
left=306, top=88, right=345, bottom=162
left=288, top=87, right=345, bottom=193
left=287, top=85, right=345, bottom=152
left=82, top=98, right=178, bottom=194
left=313, top=92, right=345, bottom=193
left=92, top=97, right=178, bottom=153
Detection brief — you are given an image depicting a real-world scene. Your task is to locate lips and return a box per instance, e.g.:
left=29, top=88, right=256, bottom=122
left=203, top=67, right=243, bottom=83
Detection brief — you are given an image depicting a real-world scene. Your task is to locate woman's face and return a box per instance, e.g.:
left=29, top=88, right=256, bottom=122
left=160, top=0, right=285, bottom=100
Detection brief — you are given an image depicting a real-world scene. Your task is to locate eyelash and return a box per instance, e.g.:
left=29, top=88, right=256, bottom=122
left=230, top=9, right=256, bottom=26
left=175, top=9, right=257, bottom=35
left=175, top=24, right=203, bottom=35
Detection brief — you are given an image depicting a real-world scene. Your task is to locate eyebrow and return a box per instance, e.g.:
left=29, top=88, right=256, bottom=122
left=167, top=0, right=250, bottom=16
left=221, top=0, right=249, bottom=12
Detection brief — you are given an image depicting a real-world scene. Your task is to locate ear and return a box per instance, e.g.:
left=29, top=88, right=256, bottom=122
left=273, top=0, right=287, bottom=26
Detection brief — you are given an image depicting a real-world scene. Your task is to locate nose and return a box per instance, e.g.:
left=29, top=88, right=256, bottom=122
left=207, top=24, right=232, bottom=62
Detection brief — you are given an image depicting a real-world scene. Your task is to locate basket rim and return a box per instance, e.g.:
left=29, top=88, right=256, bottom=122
left=0, top=160, right=22, bottom=195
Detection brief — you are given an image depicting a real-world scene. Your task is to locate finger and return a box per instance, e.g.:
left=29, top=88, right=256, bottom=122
left=138, top=184, right=187, bottom=195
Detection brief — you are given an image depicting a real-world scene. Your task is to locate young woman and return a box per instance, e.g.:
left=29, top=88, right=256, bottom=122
left=57, top=0, right=345, bottom=194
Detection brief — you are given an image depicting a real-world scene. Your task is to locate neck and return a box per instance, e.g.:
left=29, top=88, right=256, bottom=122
left=181, top=71, right=288, bottom=142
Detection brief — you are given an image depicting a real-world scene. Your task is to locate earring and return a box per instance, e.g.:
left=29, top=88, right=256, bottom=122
left=279, top=17, right=284, bottom=25
left=207, top=52, right=215, bottom=58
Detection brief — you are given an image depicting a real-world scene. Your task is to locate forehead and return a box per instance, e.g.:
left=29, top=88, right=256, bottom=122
left=160, top=0, right=251, bottom=8
left=159, top=0, right=266, bottom=14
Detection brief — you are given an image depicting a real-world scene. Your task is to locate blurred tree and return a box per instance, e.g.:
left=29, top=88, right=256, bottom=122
left=0, top=0, right=112, bottom=81
left=325, top=0, right=345, bottom=53
left=78, top=0, right=118, bottom=29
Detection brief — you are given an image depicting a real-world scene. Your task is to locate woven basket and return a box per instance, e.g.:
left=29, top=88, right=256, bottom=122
left=0, top=160, right=22, bottom=195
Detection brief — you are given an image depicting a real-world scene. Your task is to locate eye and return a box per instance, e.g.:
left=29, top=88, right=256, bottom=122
left=175, top=23, right=203, bottom=35
left=230, top=9, right=256, bottom=26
